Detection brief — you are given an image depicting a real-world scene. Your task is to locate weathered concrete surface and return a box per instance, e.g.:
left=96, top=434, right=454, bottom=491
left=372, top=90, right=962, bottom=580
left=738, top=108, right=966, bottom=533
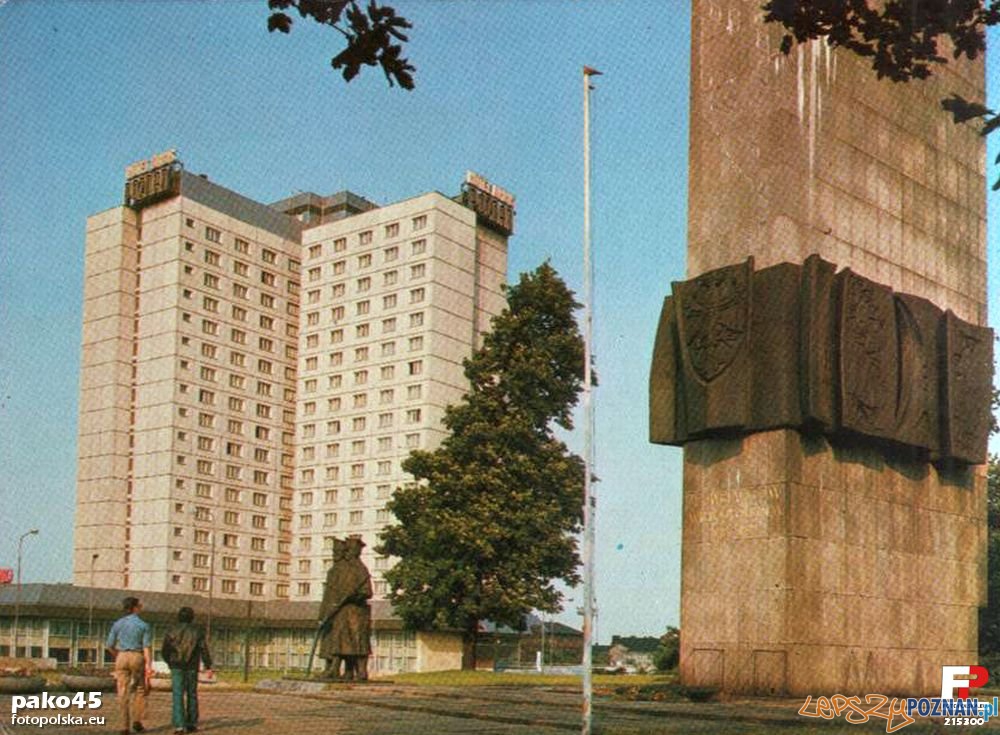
left=679, top=0, right=988, bottom=696
left=681, top=430, right=986, bottom=696
left=688, top=1, right=986, bottom=325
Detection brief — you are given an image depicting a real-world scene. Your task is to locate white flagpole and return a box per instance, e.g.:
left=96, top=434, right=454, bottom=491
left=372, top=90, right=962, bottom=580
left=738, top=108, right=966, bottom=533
left=581, top=63, right=601, bottom=735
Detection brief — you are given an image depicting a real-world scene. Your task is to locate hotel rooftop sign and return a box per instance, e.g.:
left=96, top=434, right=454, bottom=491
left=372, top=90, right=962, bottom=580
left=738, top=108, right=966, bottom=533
left=460, top=170, right=515, bottom=236
left=124, top=149, right=180, bottom=210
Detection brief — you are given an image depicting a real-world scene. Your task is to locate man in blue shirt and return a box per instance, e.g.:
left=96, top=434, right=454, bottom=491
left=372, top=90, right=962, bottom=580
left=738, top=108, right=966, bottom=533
left=106, top=596, right=152, bottom=735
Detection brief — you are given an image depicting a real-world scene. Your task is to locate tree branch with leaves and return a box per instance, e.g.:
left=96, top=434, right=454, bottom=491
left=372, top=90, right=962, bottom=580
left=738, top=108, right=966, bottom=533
left=267, top=0, right=415, bottom=89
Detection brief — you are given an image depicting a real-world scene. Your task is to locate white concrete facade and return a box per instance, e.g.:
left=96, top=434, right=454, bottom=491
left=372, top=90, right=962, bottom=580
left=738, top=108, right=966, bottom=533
left=75, top=170, right=510, bottom=608
left=292, top=193, right=508, bottom=599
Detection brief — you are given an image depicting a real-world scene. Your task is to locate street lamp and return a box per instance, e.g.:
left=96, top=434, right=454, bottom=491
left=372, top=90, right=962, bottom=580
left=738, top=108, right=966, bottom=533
left=89, top=553, right=99, bottom=664
left=12, top=529, right=39, bottom=658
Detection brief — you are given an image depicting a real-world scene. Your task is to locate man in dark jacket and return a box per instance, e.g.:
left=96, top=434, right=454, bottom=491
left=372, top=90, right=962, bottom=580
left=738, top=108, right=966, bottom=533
left=161, top=607, right=213, bottom=734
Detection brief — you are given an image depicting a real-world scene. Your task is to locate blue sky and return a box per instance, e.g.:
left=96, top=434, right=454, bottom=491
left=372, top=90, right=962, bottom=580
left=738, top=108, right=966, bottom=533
left=0, top=1, right=997, bottom=643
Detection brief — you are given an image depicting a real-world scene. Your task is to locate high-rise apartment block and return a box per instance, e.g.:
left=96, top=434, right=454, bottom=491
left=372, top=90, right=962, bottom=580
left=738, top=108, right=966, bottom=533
left=75, top=152, right=514, bottom=605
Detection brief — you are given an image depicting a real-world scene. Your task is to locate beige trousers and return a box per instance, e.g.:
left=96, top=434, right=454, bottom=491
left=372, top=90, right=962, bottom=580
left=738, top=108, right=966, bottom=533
left=114, top=650, right=147, bottom=729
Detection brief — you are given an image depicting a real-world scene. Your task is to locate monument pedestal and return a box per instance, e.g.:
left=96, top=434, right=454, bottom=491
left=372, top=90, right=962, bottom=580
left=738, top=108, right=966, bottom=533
left=680, top=429, right=985, bottom=696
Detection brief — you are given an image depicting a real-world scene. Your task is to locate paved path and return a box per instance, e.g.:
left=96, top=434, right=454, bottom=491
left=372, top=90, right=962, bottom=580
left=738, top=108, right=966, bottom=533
left=3, top=684, right=999, bottom=733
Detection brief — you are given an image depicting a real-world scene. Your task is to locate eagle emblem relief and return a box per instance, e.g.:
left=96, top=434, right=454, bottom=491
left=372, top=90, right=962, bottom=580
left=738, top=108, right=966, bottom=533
left=674, top=260, right=750, bottom=383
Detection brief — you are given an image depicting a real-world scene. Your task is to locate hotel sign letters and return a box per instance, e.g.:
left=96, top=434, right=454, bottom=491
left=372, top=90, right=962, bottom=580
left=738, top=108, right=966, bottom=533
left=124, top=149, right=180, bottom=209
left=461, top=170, right=515, bottom=235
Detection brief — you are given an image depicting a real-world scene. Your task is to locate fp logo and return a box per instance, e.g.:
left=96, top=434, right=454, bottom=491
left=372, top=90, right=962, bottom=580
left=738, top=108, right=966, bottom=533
left=941, top=665, right=989, bottom=699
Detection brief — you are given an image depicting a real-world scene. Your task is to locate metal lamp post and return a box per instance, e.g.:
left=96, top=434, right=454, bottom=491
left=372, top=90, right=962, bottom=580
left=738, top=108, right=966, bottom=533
left=12, top=528, right=39, bottom=658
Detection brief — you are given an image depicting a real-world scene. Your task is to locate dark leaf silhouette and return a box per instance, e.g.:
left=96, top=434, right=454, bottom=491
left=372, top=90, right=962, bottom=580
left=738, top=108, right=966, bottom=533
left=941, top=94, right=994, bottom=124
left=266, top=0, right=414, bottom=89
left=267, top=12, right=292, bottom=33
left=982, top=115, right=1000, bottom=137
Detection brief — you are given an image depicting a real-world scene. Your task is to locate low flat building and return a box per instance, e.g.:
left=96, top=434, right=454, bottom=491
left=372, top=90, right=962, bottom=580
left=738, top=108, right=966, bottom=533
left=0, top=583, right=462, bottom=675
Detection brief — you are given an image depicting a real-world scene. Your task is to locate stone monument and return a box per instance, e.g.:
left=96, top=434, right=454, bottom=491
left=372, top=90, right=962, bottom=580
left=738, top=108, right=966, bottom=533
left=318, top=537, right=374, bottom=681
left=650, top=0, right=990, bottom=696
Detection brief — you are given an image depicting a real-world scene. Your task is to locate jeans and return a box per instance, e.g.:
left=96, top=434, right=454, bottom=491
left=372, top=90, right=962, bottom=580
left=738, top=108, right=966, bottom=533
left=170, top=668, right=199, bottom=730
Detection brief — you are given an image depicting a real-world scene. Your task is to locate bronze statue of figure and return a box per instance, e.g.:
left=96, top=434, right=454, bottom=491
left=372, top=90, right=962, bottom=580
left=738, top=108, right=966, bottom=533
left=318, top=536, right=373, bottom=680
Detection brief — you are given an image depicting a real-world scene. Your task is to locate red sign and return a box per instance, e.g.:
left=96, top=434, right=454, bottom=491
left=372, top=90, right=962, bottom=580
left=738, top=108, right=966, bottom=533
left=0, top=568, right=13, bottom=584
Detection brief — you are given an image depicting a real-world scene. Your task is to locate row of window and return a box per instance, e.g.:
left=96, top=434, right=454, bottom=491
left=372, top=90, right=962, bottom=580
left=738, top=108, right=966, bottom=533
left=179, top=437, right=274, bottom=463
left=298, top=434, right=421, bottom=463
left=189, top=345, right=297, bottom=385
left=182, top=364, right=285, bottom=393
left=299, top=384, right=423, bottom=409
left=302, top=376, right=423, bottom=412
left=296, top=507, right=391, bottom=529
left=174, top=476, right=292, bottom=502
left=299, top=457, right=400, bottom=483
left=184, top=317, right=295, bottom=358
left=188, top=218, right=300, bottom=274
left=188, top=242, right=302, bottom=286
left=183, top=389, right=295, bottom=423
left=300, top=356, right=424, bottom=384
left=297, top=485, right=395, bottom=506
left=172, top=526, right=290, bottom=554
left=300, top=313, right=425, bottom=356
left=182, top=258, right=300, bottom=302
left=183, top=411, right=293, bottom=443
left=273, top=579, right=388, bottom=598
left=303, top=289, right=426, bottom=333
left=184, top=299, right=290, bottom=334
left=182, top=484, right=283, bottom=508
left=187, top=460, right=275, bottom=485
left=304, top=219, right=428, bottom=261
left=186, top=264, right=300, bottom=298
left=186, top=577, right=269, bottom=597
left=306, top=258, right=427, bottom=285
left=296, top=409, right=423, bottom=437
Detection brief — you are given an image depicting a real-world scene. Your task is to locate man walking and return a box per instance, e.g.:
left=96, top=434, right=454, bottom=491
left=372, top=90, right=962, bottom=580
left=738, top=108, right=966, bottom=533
left=161, top=606, right=213, bottom=734
left=105, top=596, right=152, bottom=735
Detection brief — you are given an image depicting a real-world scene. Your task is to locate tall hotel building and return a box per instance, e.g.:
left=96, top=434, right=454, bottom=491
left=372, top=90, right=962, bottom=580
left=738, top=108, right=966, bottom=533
left=75, top=151, right=514, bottom=604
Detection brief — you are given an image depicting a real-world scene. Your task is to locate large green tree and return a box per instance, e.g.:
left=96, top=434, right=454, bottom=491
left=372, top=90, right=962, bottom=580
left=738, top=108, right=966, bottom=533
left=376, top=262, right=587, bottom=667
